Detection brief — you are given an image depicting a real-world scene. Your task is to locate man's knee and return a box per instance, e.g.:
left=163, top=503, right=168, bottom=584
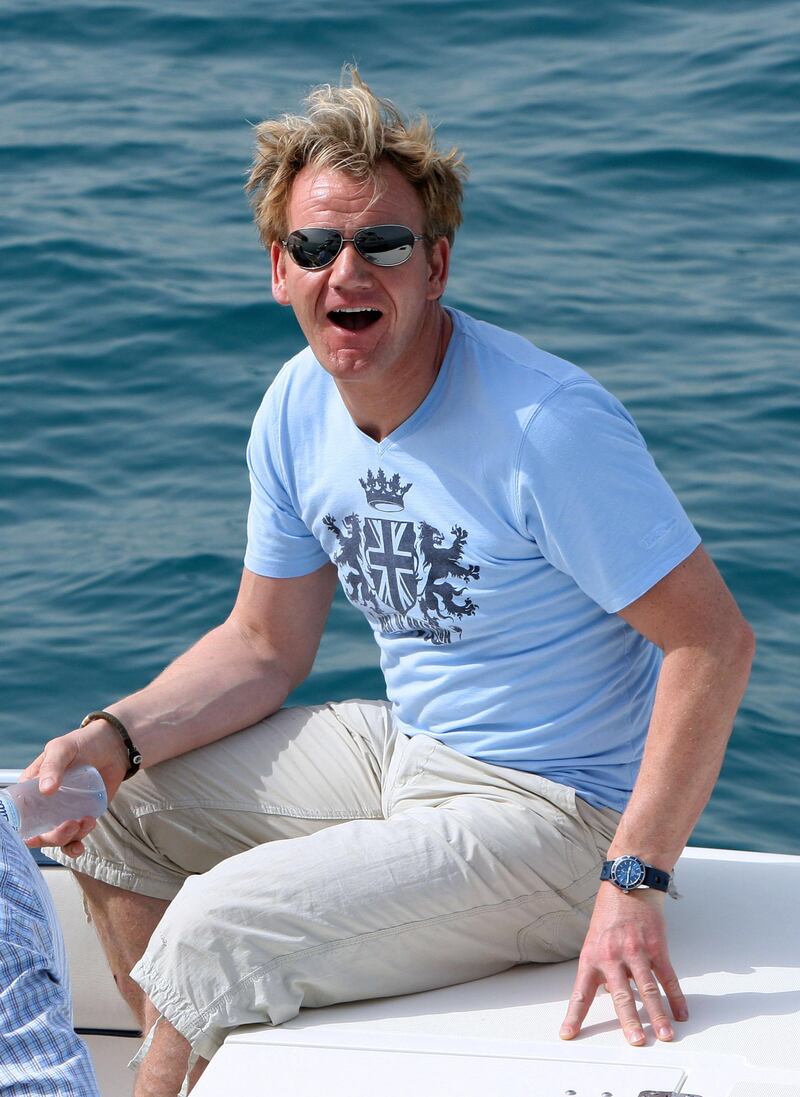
left=71, top=869, right=171, bottom=1025
left=74, top=870, right=170, bottom=931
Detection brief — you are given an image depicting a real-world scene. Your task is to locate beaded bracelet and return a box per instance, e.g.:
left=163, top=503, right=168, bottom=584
left=80, top=710, right=142, bottom=780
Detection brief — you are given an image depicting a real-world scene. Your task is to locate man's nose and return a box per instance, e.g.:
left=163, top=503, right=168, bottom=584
left=328, top=240, right=374, bottom=285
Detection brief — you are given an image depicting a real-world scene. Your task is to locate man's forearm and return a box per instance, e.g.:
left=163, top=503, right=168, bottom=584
left=99, top=618, right=294, bottom=770
left=607, top=623, right=755, bottom=870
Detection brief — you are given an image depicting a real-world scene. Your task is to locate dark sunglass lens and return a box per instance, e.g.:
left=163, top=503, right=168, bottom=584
left=287, top=229, right=342, bottom=269
left=355, top=226, right=416, bottom=266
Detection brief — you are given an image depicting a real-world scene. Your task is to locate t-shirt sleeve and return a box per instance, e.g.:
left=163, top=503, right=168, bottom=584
left=243, top=387, right=329, bottom=579
left=516, top=380, right=700, bottom=612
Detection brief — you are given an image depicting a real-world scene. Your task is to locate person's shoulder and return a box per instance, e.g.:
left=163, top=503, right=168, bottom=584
left=448, top=309, right=640, bottom=444
left=450, top=308, right=596, bottom=393
left=266, top=344, right=323, bottom=399
left=252, top=345, right=331, bottom=425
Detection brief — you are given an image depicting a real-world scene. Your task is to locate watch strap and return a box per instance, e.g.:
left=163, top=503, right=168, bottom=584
left=641, top=864, right=671, bottom=891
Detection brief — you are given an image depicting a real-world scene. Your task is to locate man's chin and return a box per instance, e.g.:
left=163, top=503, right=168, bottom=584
left=314, top=342, right=385, bottom=382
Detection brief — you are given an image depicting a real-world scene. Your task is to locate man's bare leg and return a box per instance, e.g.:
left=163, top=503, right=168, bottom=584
left=74, top=871, right=169, bottom=1028
left=74, top=874, right=207, bottom=1094
left=134, top=1009, right=208, bottom=1097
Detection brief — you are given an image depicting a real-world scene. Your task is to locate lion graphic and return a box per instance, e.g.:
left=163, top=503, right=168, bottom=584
left=416, top=522, right=480, bottom=624
left=323, top=513, right=379, bottom=608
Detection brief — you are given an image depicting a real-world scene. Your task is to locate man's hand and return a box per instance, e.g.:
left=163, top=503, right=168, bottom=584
left=560, top=883, right=688, bottom=1045
left=19, top=719, right=130, bottom=858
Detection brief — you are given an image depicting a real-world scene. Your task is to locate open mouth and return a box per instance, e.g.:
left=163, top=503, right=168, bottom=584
left=328, top=308, right=383, bottom=332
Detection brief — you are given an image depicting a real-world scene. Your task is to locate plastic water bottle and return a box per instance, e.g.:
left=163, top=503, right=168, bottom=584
left=0, top=764, right=108, bottom=839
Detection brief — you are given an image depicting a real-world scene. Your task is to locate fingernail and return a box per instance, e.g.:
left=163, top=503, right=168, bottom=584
left=629, top=1028, right=645, bottom=1044
left=559, top=1025, right=574, bottom=1039
left=676, top=1009, right=689, bottom=1022
left=658, top=1025, right=673, bottom=1039
left=41, top=778, right=56, bottom=792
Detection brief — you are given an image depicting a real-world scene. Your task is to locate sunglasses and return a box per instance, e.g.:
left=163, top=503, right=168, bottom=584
left=282, top=224, right=425, bottom=270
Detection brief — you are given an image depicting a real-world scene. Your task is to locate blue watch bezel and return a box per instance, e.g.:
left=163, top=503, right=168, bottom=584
left=611, top=855, right=646, bottom=891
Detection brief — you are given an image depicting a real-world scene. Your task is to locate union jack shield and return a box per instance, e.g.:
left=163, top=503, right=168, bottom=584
left=363, top=517, right=418, bottom=612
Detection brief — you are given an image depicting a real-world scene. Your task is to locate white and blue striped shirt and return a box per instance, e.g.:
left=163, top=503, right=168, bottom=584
left=0, top=817, right=100, bottom=1096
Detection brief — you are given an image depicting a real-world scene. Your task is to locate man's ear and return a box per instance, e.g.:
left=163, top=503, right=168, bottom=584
left=271, top=241, right=290, bottom=305
left=426, top=236, right=451, bottom=301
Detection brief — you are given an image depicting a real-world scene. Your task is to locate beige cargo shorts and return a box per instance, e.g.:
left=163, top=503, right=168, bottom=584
left=46, top=700, right=619, bottom=1066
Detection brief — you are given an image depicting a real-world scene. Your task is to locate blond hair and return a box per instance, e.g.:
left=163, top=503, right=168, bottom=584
left=245, top=67, right=467, bottom=248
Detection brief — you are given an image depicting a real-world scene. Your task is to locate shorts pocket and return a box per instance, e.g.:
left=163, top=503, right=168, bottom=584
left=387, top=735, right=439, bottom=810
left=517, top=905, right=591, bottom=964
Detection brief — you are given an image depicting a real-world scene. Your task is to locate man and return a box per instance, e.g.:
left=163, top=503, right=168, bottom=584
left=0, top=814, right=100, bottom=1096
left=25, top=70, right=754, bottom=1097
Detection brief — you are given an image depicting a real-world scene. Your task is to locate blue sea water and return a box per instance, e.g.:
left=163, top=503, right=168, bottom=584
left=1, top=1, right=798, bottom=854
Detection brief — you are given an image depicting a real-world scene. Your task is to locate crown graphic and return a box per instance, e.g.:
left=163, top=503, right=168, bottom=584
left=359, top=468, right=412, bottom=512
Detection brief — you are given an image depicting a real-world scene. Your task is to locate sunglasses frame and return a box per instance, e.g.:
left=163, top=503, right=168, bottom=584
left=281, top=224, right=426, bottom=270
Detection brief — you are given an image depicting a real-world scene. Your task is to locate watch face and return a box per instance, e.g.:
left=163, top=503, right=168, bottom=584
left=612, top=856, right=645, bottom=890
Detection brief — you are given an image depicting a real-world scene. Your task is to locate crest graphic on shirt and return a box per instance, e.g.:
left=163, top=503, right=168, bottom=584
left=359, top=469, right=411, bottom=512
left=322, top=468, right=480, bottom=645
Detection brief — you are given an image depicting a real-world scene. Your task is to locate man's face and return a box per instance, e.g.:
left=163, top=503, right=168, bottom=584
left=271, top=161, right=450, bottom=388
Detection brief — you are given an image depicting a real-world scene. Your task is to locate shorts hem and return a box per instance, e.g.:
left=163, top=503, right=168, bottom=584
left=132, top=956, right=225, bottom=1062
left=40, top=846, right=181, bottom=902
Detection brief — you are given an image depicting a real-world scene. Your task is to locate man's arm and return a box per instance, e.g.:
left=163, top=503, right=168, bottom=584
left=23, top=562, right=338, bottom=856
left=560, top=544, right=755, bottom=1045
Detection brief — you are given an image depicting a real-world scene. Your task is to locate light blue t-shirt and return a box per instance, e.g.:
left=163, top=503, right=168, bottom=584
left=245, top=308, right=700, bottom=811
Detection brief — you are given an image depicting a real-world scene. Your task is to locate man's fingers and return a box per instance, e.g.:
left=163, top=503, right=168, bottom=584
left=631, top=965, right=673, bottom=1041
left=24, top=817, right=95, bottom=851
left=37, top=737, right=80, bottom=793
left=563, top=968, right=649, bottom=1046
left=653, top=955, right=689, bottom=1023
left=606, top=971, right=646, bottom=1045
left=19, top=753, right=45, bottom=783
left=24, top=821, right=75, bottom=849
left=560, top=967, right=602, bottom=1040
left=59, top=816, right=97, bottom=858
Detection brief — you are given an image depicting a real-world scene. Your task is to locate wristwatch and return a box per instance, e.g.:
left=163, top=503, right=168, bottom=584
left=600, top=855, right=671, bottom=894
